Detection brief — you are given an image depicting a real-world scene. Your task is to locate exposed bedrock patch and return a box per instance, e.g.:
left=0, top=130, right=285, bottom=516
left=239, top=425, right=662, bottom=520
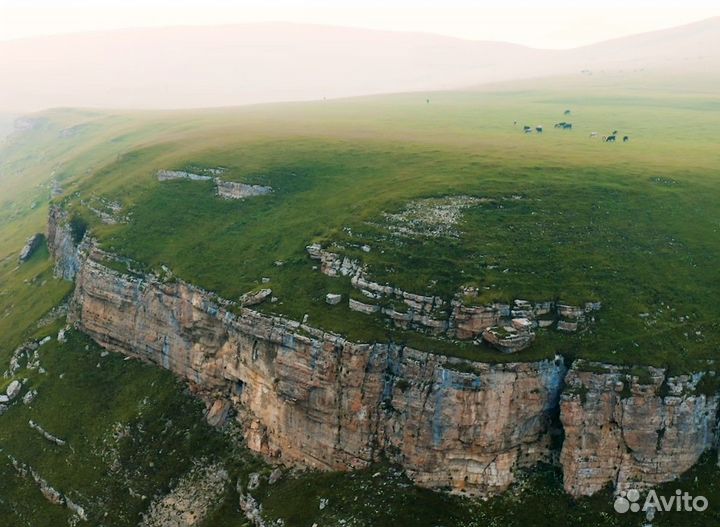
left=156, top=169, right=272, bottom=200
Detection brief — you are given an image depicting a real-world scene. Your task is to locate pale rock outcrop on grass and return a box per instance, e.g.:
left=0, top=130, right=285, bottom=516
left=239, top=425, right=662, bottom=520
left=156, top=169, right=273, bottom=200
left=140, top=462, right=229, bottom=527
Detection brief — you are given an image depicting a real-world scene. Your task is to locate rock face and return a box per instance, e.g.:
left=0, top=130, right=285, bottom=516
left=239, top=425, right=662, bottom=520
left=68, top=251, right=566, bottom=496
left=48, top=207, right=720, bottom=498
left=560, top=361, right=719, bottom=496
left=47, top=205, right=82, bottom=280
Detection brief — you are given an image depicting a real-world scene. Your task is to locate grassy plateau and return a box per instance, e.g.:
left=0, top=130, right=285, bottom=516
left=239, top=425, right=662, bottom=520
left=0, top=70, right=719, bottom=525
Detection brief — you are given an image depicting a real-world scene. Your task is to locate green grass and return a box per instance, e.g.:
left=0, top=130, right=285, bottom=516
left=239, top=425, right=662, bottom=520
left=257, top=456, right=720, bottom=527
left=0, top=326, right=265, bottom=526
left=18, top=82, right=713, bottom=371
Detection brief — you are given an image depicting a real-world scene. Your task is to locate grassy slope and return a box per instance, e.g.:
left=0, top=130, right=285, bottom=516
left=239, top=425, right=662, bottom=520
left=0, top=112, right=259, bottom=526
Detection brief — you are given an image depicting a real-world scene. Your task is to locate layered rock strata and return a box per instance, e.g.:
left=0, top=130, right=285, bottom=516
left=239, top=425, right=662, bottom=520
left=307, top=243, right=599, bottom=352
left=560, top=361, right=719, bottom=496
left=69, top=251, right=566, bottom=495
left=48, top=208, right=720, bottom=498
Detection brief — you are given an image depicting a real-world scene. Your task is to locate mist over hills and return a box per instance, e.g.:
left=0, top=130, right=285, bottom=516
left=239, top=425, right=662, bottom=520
left=0, top=17, right=718, bottom=112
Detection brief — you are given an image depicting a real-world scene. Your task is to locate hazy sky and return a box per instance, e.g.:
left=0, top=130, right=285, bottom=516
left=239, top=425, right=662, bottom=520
left=2, top=0, right=719, bottom=48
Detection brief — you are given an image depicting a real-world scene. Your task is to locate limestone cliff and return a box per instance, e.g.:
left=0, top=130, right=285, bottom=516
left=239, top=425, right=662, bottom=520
left=69, top=252, right=565, bottom=495
left=560, top=361, right=718, bottom=496
left=48, top=207, right=720, bottom=498
left=47, top=205, right=81, bottom=280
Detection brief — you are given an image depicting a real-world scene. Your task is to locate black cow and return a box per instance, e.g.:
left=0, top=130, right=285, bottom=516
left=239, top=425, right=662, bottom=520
left=564, top=109, right=571, bottom=115
left=606, top=135, right=616, bottom=142
left=536, top=126, right=543, bottom=133
left=562, top=123, right=572, bottom=130
left=623, top=136, right=630, bottom=142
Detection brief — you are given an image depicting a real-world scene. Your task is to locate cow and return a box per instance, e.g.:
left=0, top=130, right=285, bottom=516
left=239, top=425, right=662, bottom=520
left=590, top=132, right=598, bottom=138
left=523, top=125, right=532, bottom=133
left=564, top=109, right=571, bottom=115
left=605, top=135, right=616, bottom=142
left=623, top=135, right=630, bottom=142
left=536, top=125, right=543, bottom=133
left=562, top=123, right=572, bottom=130
left=554, top=122, right=566, bottom=128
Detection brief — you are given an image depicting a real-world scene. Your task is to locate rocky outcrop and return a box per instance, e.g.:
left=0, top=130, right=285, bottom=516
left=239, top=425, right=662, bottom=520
left=8, top=455, right=87, bottom=521
left=307, top=244, right=600, bottom=352
left=68, top=249, right=566, bottom=496
left=560, top=361, right=719, bottom=496
left=140, top=462, right=229, bottom=527
left=157, top=170, right=213, bottom=182
left=215, top=180, right=272, bottom=200
left=156, top=170, right=272, bottom=200
left=29, top=420, right=67, bottom=446
left=47, top=205, right=81, bottom=280
left=19, top=233, right=43, bottom=262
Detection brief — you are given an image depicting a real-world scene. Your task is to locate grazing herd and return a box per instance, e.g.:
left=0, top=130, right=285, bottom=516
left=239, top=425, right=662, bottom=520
left=515, top=109, right=630, bottom=143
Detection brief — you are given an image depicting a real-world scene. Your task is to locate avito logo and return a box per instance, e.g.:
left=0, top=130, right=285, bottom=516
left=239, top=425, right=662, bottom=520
left=614, top=488, right=708, bottom=514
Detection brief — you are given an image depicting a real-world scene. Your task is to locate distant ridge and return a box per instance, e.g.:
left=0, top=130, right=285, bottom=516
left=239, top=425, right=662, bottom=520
left=0, top=18, right=718, bottom=111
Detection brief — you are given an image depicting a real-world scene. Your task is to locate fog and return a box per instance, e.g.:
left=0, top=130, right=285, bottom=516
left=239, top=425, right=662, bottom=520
left=0, top=17, right=718, bottom=113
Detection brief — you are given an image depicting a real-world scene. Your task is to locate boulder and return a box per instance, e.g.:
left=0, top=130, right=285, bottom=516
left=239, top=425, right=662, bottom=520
left=216, top=180, right=272, bottom=200
left=247, top=472, right=261, bottom=491
left=6, top=380, right=22, bottom=400
left=325, top=293, right=342, bottom=305
left=241, top=289, right=272, bottom=307
left=23, top=389, right=37, bottom=405
left=206, top=399, right=231, bottom=427
left=482, top=327, right=535, bottom=353
left=268, top=468, right=283, bottom=485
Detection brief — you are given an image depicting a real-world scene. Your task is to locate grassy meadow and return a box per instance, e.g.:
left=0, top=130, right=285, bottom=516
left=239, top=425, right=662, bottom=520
left=25, top=79, right=718, bottom=372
